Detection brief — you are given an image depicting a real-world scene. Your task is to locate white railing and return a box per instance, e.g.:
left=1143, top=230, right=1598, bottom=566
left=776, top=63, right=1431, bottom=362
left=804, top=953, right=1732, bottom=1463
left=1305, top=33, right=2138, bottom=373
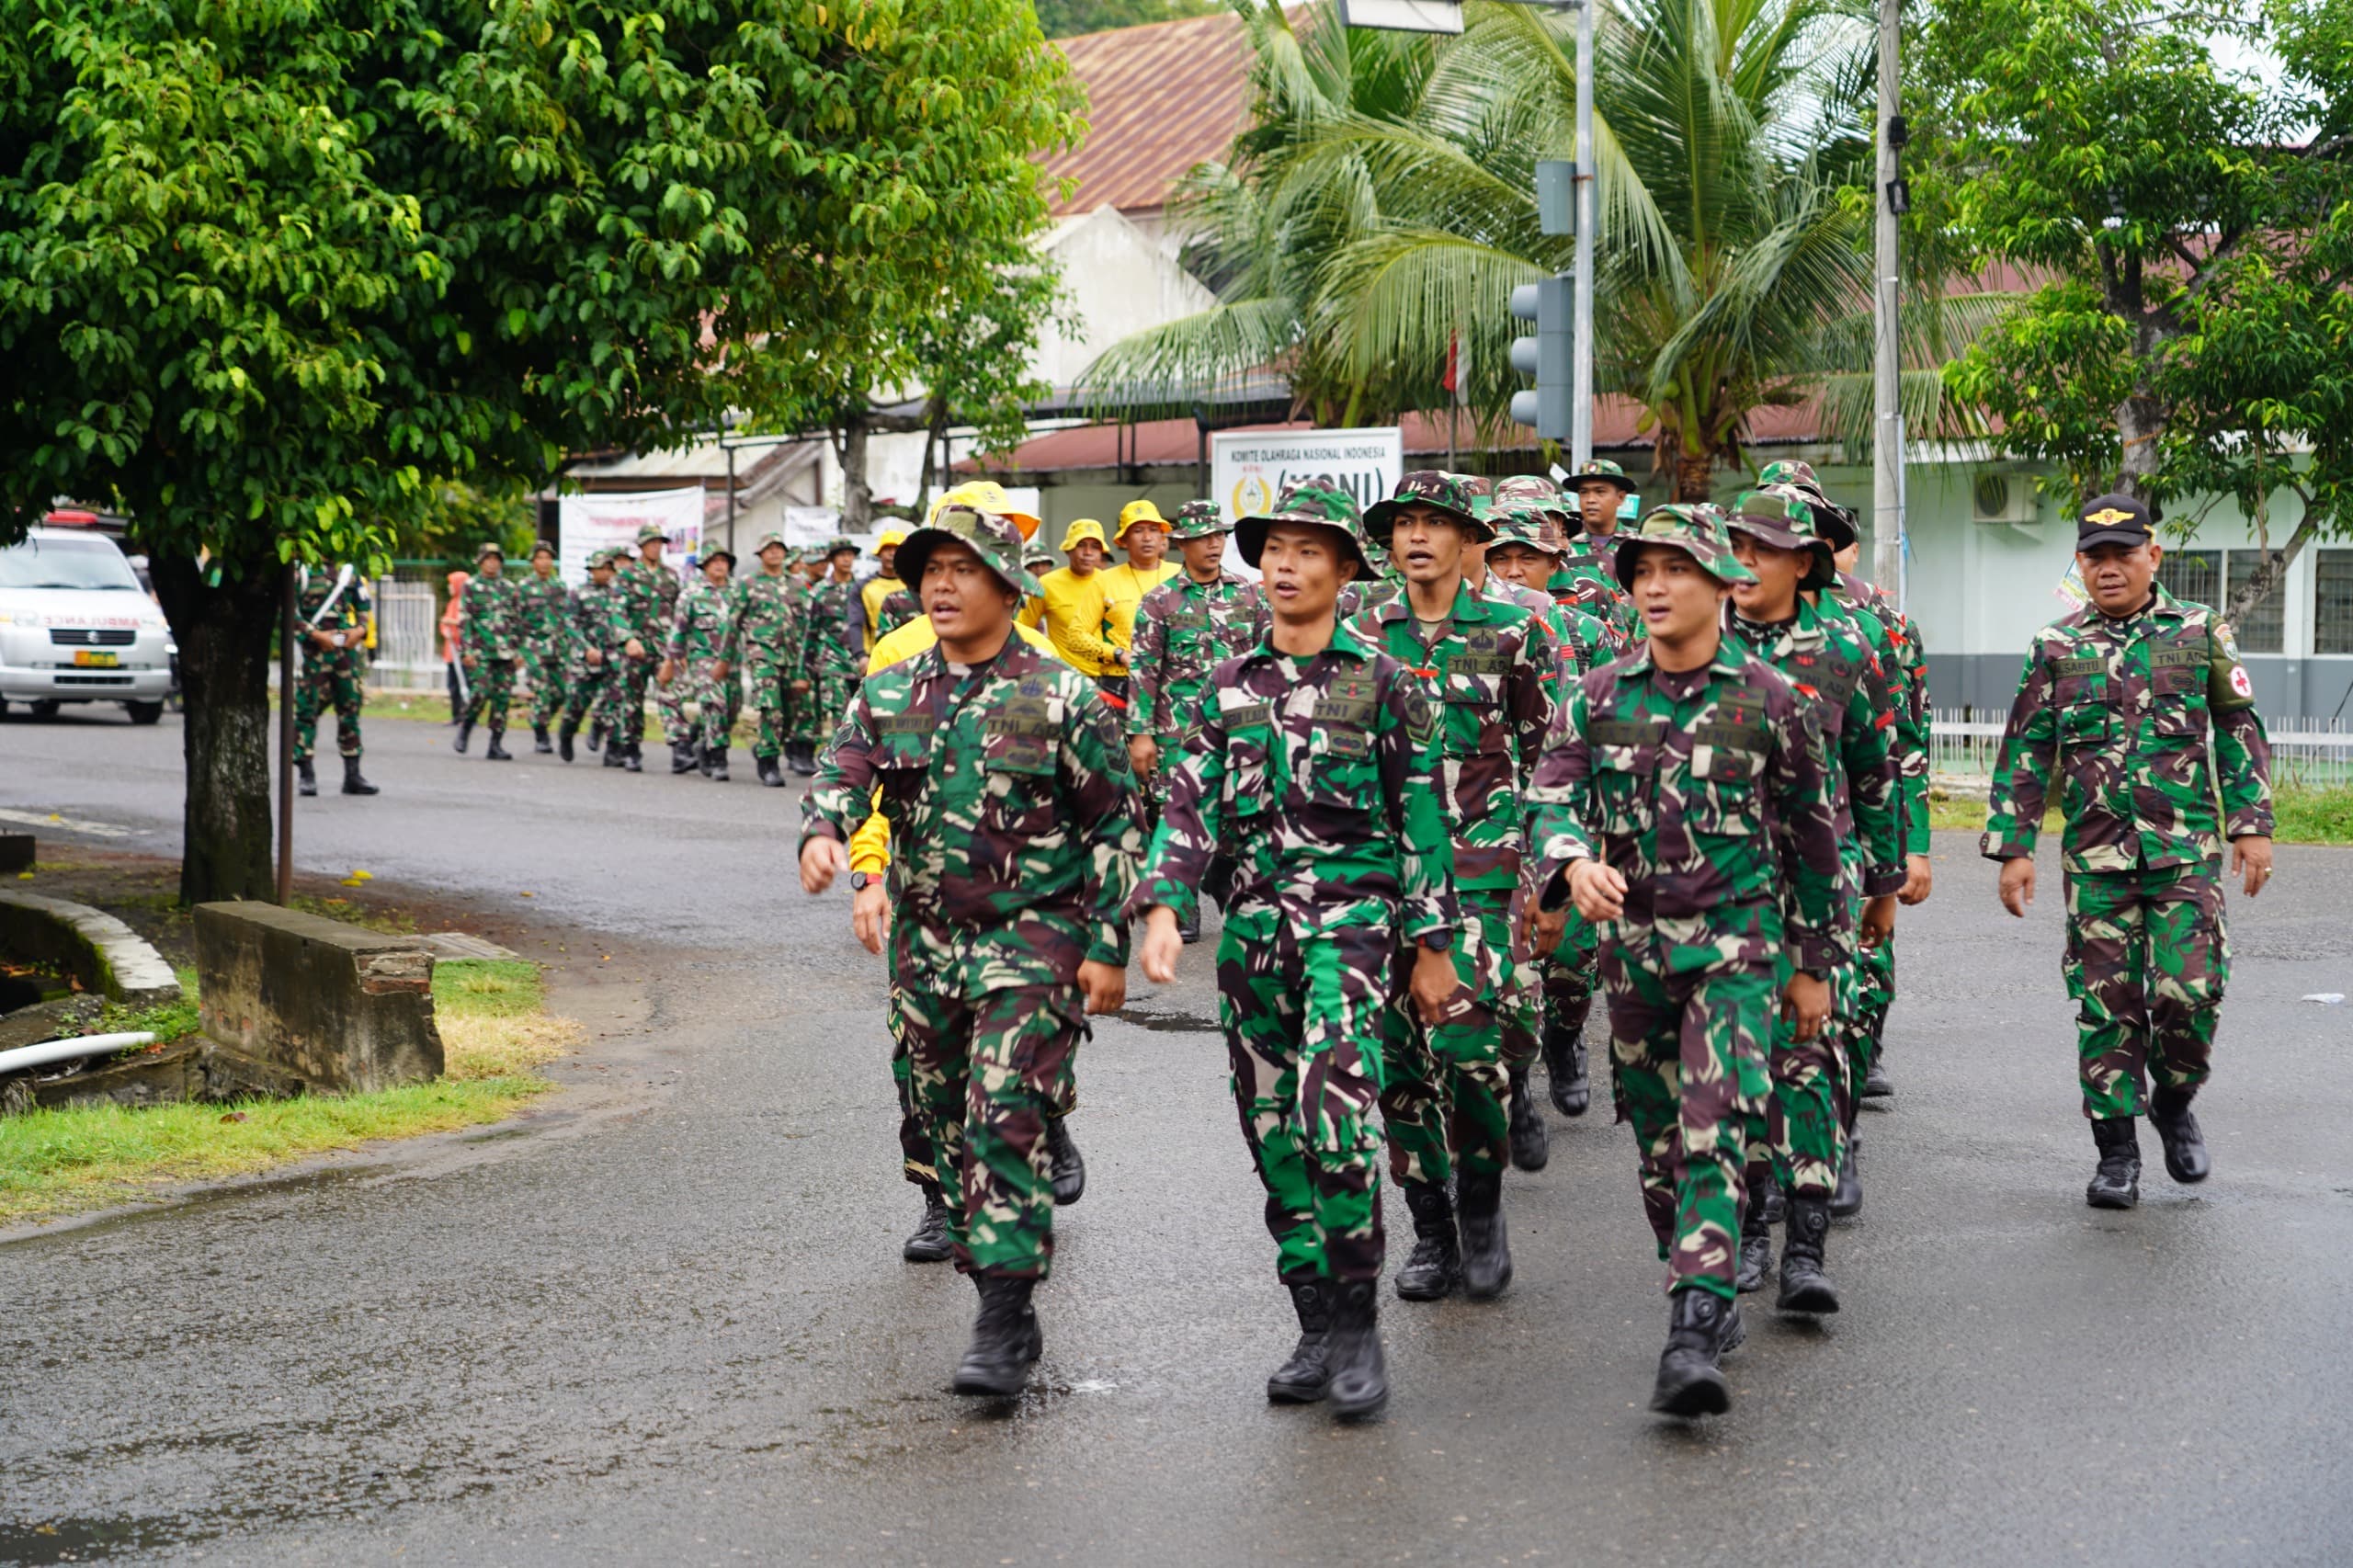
left=369, top=577, right=444, bottom=691
left=1932, top=708, right=2353, bottom=788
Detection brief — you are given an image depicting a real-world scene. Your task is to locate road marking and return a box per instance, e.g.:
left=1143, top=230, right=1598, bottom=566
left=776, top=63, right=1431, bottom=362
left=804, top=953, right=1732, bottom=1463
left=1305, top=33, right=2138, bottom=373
left=0, top=808, right=145, bottom=840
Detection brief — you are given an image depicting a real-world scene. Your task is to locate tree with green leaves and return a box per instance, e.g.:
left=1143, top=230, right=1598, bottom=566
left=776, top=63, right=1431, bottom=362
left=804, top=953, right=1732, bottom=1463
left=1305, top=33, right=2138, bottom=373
left=1926, top=0, right=2351, bottom=617
left=0, top=0, right=1081, bottom=902
left=1034, top=0, right=1216, bottom=40
left=1084, top=0, right=1985, bottom=497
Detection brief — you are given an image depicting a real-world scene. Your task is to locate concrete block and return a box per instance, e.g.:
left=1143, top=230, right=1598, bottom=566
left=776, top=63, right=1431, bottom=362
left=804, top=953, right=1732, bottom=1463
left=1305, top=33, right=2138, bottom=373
left=0, top=834, right=31, bottom=873
left=0, top=891, right=180, bottom=1006
left=192, top=903, right=443, bottom=1094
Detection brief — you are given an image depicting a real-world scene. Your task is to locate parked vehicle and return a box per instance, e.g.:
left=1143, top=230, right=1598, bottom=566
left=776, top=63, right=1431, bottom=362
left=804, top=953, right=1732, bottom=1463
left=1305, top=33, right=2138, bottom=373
left=0, top=527, right=174, bottom=722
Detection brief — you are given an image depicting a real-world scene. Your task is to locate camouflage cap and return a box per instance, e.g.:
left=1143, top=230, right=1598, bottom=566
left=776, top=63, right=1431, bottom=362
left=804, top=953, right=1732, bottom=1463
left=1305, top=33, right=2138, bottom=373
left=473, top=540, right=505, bottom=561
left=1757, top=477, right=1858, bottom=552
left=698, top=540, right=737, bottom=569
left=1166, top=499, right=1228, bottom=542
left=1612, top=503, right=1756, bottom=592
left=1572, top=459, right=1636, bottom=491
left=825, top=536, right=858, bottom=558
left=1235, top=479, right=1374, bottom=575
left=1023, top=542, right=1057, bottom=572
left=634, top=522, right=671, bottom=545
left=896, top=506, right=1043, bottom=601
left=529, top=537, right=557, bottom=559
left=1756, top=460, right=1820, bottom=489
left=1492, top=473, right=1568, bottom=515
left=751, top=531, right=787, bottom=554
left=1487, top=506, right=1564, bottom=557
left=1724, top=490, right=1836, bottom=590
left=1365, top=470, right=1493, bottom=546
left=585, top=547, right=620, bottom=571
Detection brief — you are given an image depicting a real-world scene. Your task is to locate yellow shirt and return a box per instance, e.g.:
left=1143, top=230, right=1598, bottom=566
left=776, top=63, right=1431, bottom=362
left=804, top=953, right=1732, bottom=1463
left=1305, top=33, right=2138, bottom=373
left=1018, top=565, right=1120, bottom=676
left=847, top=618, right=1067, bottom=874
left=1099, top=560, right=1182, bottom=655
left=859, top=574, right=902, bottom=642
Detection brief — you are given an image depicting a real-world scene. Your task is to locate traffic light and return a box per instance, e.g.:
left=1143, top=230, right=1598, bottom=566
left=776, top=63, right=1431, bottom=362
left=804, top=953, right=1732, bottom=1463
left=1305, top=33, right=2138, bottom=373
left=1509, top=273, right=1573, bottom=442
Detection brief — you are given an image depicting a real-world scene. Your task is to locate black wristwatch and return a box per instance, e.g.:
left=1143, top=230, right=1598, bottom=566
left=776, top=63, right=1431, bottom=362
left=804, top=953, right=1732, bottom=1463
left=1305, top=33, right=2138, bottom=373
left=849, top=871, right=877, bottom=892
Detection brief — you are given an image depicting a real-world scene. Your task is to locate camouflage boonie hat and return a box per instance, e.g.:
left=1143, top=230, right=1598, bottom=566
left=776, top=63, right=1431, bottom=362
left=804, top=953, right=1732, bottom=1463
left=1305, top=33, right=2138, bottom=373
left=1235, top=479, right=1374, bottom=574
left=1572, top=459, right=1635, bottom=491
left=1487, top=507, right=1564, bottom=557
left=1023, top=543, right=1057, bottom=573
left=1492, top=473, right=1569, bottom=516
left=1612, top=503, right=1756, bottom=592
left=529, top=537, right=557, bottom=559
left=1167, top=499, right=1228, bottom=542
left=824, top=535, right=858, bottom=558
left=897, top=506, right=1043, bottom=601
left=633, top=522, right=671, bottom=545
left=1758, top=475, right=1858, bottom=552
left=585, top=547, right=620, bottom=571
left=1364, top=470, right=1492, bottom=546
left=698, top=539, right=737, bottom=570
left=473, top=540, right=505, bottom=562
left=751, top=532, right=787, bottom=555
left=1724, top=490, right=1836, bottom=590
left=1755, top=460, right=1819, bottom=489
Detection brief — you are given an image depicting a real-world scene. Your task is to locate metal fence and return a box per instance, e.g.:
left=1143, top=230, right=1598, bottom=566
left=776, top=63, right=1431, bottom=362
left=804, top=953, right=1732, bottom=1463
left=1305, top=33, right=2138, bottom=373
left=1930, top=709, right=2353, bottom=789
left=369, top=576, right=444, bottom=690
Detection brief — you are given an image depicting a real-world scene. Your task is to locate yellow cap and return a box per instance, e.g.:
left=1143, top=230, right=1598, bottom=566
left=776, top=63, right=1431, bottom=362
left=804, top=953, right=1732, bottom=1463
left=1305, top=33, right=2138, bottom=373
left=1059, top=517, right=1108, bottom=553
left=1114, top=498, right=1168, bottom=540
left=872, top=528, right=908, bottom=555
left=933, top=482, right=1041, bottom=540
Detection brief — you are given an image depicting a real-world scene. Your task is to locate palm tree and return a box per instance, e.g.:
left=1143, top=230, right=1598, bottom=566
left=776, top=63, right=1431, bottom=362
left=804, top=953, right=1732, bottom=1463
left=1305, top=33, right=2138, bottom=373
left=1084, top=0, right=1991, bottom=497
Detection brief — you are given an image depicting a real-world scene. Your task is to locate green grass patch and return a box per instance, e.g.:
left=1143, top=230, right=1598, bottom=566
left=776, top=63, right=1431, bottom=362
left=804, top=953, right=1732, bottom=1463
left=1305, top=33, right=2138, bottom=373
left=288, top=893, right=417, bottom=936
left=0, top=959, right=574, bottom=1224
left=2271, top=784, right=2353, bottom=846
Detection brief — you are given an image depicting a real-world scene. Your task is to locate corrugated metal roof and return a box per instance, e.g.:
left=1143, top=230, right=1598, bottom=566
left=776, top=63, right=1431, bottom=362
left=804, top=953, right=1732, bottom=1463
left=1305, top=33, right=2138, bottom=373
left=1044, top=12, right=1256, bottom=217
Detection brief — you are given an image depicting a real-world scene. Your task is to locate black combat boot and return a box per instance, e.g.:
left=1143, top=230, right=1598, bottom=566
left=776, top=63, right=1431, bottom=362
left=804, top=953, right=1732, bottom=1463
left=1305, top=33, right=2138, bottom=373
left=558, top=721, right=577, bottom=762
left=1177, top=902, right=1201, bottom=944
left=1736, top=1170, right=1775, bottom=1294
left=1777, top=1195, right=1841, bottom=1314
left=340, top=756, right=378, bottom=796
left=671, top=739, right=699, bottom=775
left=296, top=758, right=317, bottom=797
left=1044, top=1114, right=1085, bottom=1206
left=452, top=715, right=474, bottom=754
left=697, top=741, right=715, bottom=778
left=1393, top=1180, right=1461, bottom=1301
left=2149, top=1086, right=2211, bottom=1184
left=1507, top=1062, right=1550, bottom=1172
left=902, top=1182, right=951, bottom=1263
left=484, top=729, right=513, bottom=760
left=1266, top=1278, right=1333, bottom=1404
left=706, top=745, right=730, bottom=782
left=1650, top=1289, right=1735, bottom=1417
left=532, top=723, right=552, bottom=754
left=1862, top=1058, right=1894, bottom=1098
left=756, top=754, right=786, bottom=788
left=951, top=1274, right=1042, bottom=1397
left=602, top=738, right=627, bottom=769
left=2086, top=1116, right=2142, bottom=1209
left=585, top=720, right=604, bottom=754
left=1322, top=1279, right=1389, bottom=1421
left=1543, top=996, right=1592, bottom=1117
left=1457, top=1169, right=1513, bottom=1300
left=622, top=742, right=642, bottom=774
left=789, top=739, right=818, bottom=777
left=1830, top=1133, right=1863, bottom=1219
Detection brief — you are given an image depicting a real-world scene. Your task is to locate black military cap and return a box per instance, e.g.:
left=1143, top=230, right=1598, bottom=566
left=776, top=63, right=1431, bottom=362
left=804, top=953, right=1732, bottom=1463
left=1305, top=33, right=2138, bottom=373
left=2076, top=493, right=2154, bottom=551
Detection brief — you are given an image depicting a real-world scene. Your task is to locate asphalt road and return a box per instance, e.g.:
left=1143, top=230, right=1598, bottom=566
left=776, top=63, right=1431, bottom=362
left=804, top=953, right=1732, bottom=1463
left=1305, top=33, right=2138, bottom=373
left=5, top=706, right=2352, bottom=1567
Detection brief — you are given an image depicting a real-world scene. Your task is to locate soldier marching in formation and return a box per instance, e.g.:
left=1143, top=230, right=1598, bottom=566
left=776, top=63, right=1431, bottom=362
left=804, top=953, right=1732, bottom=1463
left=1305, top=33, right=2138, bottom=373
left=517, top=540, right=573, bottom=756
left=291, top=563, right=378, bottom=798
left=452, top=540, right=522, bottom=759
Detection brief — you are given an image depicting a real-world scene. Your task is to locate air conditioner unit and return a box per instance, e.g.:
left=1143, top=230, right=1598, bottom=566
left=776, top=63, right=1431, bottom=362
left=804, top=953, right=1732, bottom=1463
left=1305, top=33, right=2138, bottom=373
left=1971, top=471, right=2040, bottom=527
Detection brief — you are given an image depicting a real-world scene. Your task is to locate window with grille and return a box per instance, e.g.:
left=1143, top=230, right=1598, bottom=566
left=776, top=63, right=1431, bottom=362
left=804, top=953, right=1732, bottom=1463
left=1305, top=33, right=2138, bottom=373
left=2159, top=550, right=2220, bottom=611
left=2222, top=550, right=2286, bottom=653
left=2318, top=551, right=2353, bottom=655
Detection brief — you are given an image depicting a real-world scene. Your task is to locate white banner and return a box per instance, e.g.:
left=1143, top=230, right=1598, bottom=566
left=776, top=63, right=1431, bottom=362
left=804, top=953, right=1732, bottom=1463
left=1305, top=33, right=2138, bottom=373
left=1209, top=426, right=1404, bottom=578
left=556, top=486, right=705, bottom=585
left=782, top=505, right=843, bottom=550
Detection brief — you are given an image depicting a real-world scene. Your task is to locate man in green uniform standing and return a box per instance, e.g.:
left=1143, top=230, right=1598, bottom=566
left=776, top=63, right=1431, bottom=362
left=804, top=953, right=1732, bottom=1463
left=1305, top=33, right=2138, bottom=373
left=610, top=523, right=677, bottom=774
left=454, top=540, right=523, bottom=760
left=1527, top=504, right=1846, bottom=1416
left=1135, top=480, right=1457, bottom=1422
left=661, top=541, right=745, bottom=781
left=517, top=540, right=574, bottom=755
left=1984, top=493, right=2273, bottom=1208
left=1352, top=472, right=1555, bottom=1304
left=291, top=564, right=378, bottom=798
left=740, top=533, right=811, bottom=789
left=563, top=548, right=625, bottom=765
left=791, top=537, right=865, bottom=777
left=800, top=504, right=1142, bottom=1398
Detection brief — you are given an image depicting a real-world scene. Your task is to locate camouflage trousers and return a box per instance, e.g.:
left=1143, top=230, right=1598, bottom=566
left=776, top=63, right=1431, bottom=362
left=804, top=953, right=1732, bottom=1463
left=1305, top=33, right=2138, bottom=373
left=688, top=659, right=739, bottom=751
left=524, top=640, right=569, bottom=731
left=2063, top=864, right=2228, bottom=1119
left=563, top=656, right=613, bottom=733
left=746, top=658, right=792, bottom=761
left=293, top=658, right=362, bottom=763
left=896, top=915, right=1087, bottom=1278
left=460, top=655, right=515, bottom=732
left=1744, top=957, right=1854, bottom=1201
left=1217, top=903, right=1391, bottom=1286
left=1381, top=890, right=1531, bottom=1186
left=795, top=661, right=863, bottom=749
left=653, top=653, right=693, bottom=744
left=604, top=653, right=654, bottom=745
left=887, top=974, right=1078, bottom=1189
left=1847, top=932, right=1895, bottom=1093
left=1599, top=914, right=1775, bottom=1301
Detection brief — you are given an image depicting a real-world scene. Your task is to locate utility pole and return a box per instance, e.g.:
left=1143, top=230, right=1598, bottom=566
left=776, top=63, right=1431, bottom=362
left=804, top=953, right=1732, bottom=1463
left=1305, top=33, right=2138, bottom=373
left=1572, top=0, right=1596, bottom=468
left=1872, top=0, right=1906, bottom=604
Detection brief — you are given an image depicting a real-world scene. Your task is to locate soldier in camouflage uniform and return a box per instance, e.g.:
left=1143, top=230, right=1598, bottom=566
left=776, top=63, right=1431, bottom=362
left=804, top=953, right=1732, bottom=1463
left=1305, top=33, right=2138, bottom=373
left=800, top=504, right=1142, bottom=1398
left=1126, top=499, right=1256, bottom=942
left=1722, top=491, right=1904, bottom=1312
left=1527, top=503, right=1846, bottom=1416
left=1135, top=480, right=1458, bottom=1422
left=740, top=533, right=811, bottom=789
left=454, top=541, right=524, bottom=760
left=291, top=564, right=377, bottom=798
left=1487, top=510, right=1617, bottom=1120
left=608, top=523, right=676, bottom=772
left=790, top=537, right=866, bottom=777
left=1351, top=472, right=1555, bottom=1304
left=662, top=542, right=746, bottom=781
left=517, top=540, right=574, bottom=754
left=1493, top=473, right=1637, bottom=651
left=1568, top=459, right=1639, bottom=575
left=563, top=548, right=626, bottom=765
left=1984, top=493, right=2273, bottom=1210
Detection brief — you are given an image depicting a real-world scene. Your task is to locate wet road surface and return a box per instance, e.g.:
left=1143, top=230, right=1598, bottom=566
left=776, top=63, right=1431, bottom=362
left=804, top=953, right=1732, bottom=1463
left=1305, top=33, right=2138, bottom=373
left=5, top=709, right=2352, bottom=1565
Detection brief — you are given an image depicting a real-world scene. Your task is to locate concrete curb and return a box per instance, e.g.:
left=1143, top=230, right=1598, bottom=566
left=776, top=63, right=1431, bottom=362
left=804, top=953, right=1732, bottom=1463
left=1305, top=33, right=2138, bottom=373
left=0, top=890, right=180, bottom=1006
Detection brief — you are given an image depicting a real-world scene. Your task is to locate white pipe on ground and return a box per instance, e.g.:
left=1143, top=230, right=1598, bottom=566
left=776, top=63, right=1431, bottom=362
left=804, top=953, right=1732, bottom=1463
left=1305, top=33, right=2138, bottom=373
left=0, top=1031, right=156, bottom=1076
